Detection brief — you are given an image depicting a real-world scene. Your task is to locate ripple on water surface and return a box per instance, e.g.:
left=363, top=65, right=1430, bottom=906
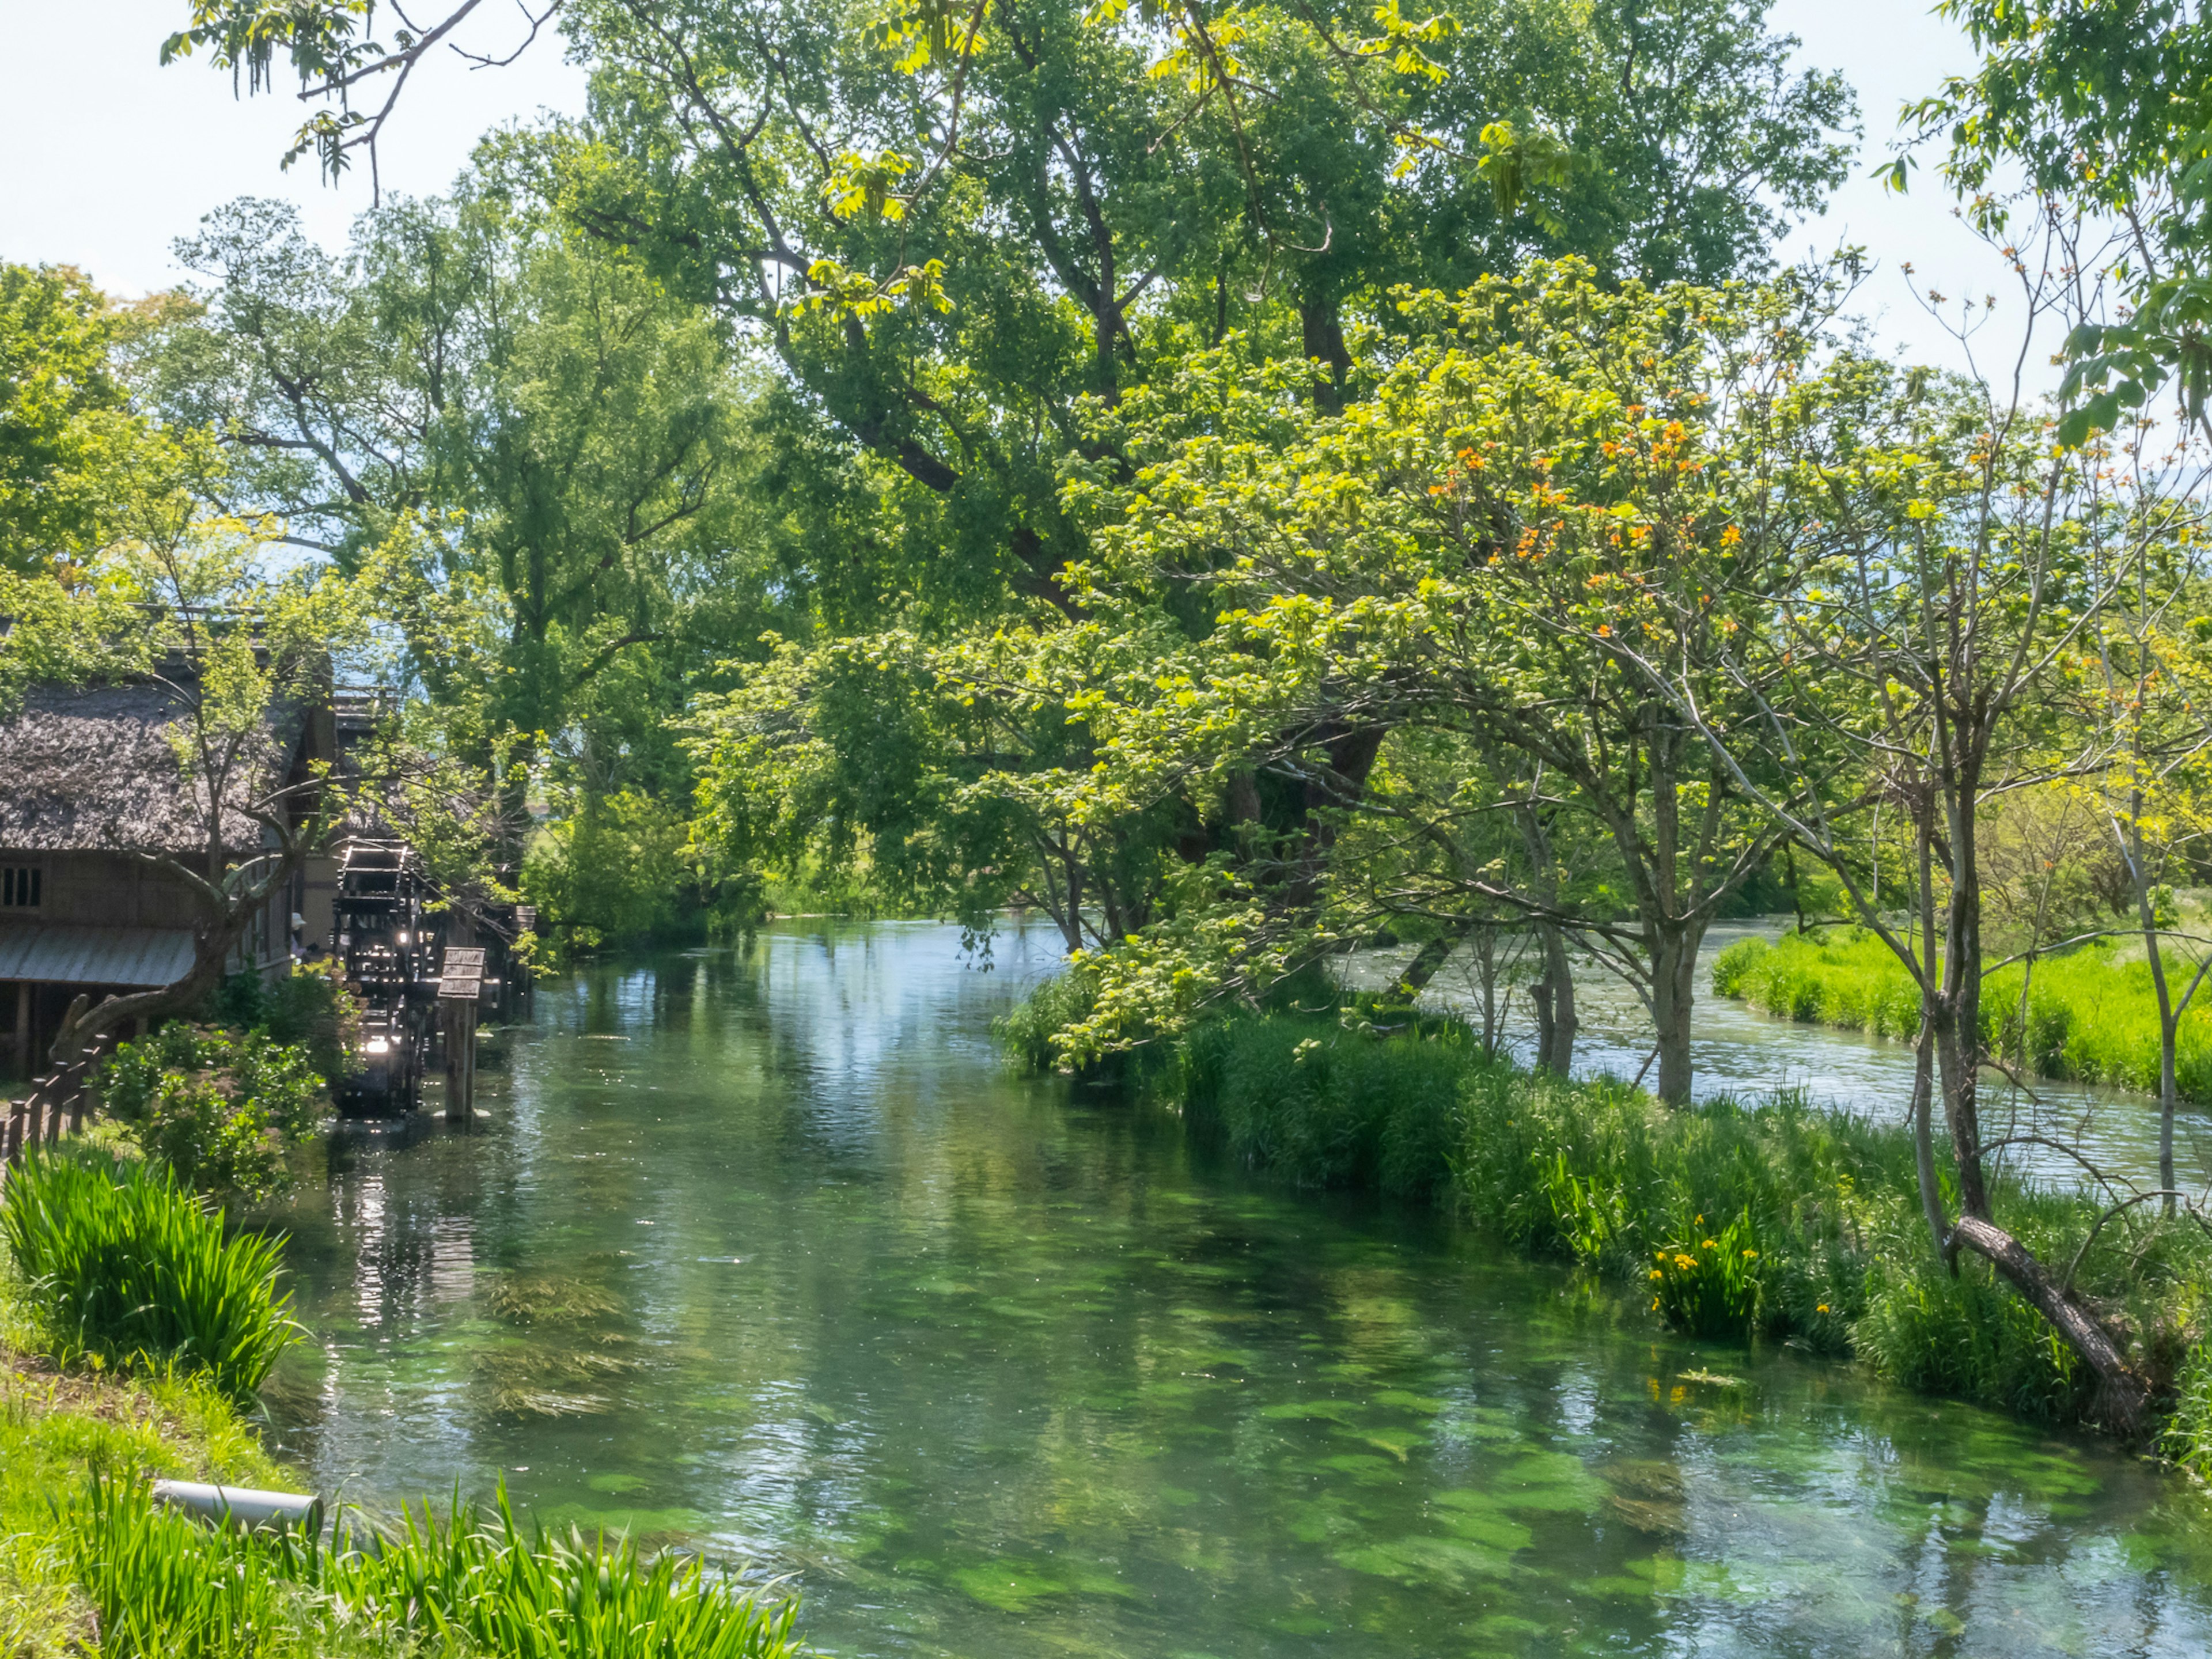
left=260, top=921, right=2212, bottom=1658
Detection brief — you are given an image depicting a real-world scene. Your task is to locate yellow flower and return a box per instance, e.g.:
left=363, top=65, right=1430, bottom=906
left=1742, top=1249, right=1759, bottom=1259
left=1701, top=1239, right=1717, bottom=1250
left=1673, top=1254, right=1697, bottom=1270
left=1817, top=1304, right=1830, bottom=1315
left=1649, top=1269, right=1663, bottom=1280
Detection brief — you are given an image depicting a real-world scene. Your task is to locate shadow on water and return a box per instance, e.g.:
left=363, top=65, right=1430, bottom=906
left=259, top=919, right=2212, bottom=1658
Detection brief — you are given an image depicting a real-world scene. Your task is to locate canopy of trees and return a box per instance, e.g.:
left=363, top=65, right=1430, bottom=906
left=6, top=0, right=2209, bottom=1430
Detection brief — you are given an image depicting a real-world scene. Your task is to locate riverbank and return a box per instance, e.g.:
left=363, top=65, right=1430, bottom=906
left=1714, top=927, right=2212, bottom=1104
left=0, top=1159, right=807, bottom=1659
left=0, top=1303, right=293, bottom=1655
left=1163, top=1001, right=2212, bottom=1454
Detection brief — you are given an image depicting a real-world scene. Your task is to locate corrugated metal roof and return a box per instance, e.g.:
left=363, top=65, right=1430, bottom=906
left=0, top=924, right=196, bottom=987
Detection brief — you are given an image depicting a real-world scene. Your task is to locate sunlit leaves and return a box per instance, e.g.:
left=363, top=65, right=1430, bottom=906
left=824, top=151, right=916, bottom=223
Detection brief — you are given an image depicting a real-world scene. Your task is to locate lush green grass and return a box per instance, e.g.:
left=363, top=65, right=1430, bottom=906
left=65, top=1480, right=801, bottom=1659
left=1152, top=1003, right=2212, bottom=1440
left=0, top=1150, right=298, bottom=1399
left=1, top=1281, right=292, bottom=1658
left=1713, top=927, right=2212, bottom=1102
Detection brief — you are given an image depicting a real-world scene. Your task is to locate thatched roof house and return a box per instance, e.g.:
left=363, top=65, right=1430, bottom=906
left=0, top=672, right=334, bottom=1078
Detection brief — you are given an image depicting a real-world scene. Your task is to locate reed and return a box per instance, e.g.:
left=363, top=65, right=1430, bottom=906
left=0, top=1151, right=297, bottom=1399
left=66, top=1479, right=331, bottom=1659
left=60, top=1477, right=802, bottom=1659
left=1177, top=1009, right=1470, bottom=1198
left=331, top=1487, right=800, bottom=1659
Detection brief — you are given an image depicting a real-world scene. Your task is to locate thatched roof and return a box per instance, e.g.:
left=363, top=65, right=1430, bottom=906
left=0, top=678, right=317, bottom=857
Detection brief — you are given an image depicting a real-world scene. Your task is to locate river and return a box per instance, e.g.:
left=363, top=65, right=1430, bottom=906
left=262, top=920, right=2212, bottom=1658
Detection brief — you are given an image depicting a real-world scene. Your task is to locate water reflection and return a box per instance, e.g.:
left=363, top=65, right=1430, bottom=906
left=262, top=921, right=2212, bottom=1658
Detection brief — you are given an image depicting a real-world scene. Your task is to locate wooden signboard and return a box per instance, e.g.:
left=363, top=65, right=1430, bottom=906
left=438, top=946, right=487, bottom=999
left=438, top=947, right=487, bottom=1123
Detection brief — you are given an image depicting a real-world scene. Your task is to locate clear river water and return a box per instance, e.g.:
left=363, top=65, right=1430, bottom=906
left=261, top=920, right=2212, bottom=1658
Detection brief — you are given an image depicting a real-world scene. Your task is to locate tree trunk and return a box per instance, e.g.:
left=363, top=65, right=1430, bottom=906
left=1389, top=926, right=1465, bottom=1001
left=1908, top=1021, right=1949, bottom=1264
left=1300, top=289, right=1351, bottom=414
left=1648, top=918, right=1703, bottom=1105
left=2161, top=1025, right=2180, bottom=1213
left=1949, top=1214, right=2152, bottom=1432
left=1531, top=920, right=1577, bottom=1074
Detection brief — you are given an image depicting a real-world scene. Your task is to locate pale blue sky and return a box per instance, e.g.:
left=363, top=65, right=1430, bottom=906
left=0, top=0, right=2035, bottom=383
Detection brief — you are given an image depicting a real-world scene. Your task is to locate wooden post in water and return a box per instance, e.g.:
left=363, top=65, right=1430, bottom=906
left=438, top=947, right=486, bottom=1124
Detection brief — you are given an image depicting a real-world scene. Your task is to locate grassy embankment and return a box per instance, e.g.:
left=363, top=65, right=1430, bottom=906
left=0, top=1150, right=802, bottom=1659
left=1713, top=927, right=2212, bottom=1101
left=1006, top=984, right=2212, bottom=1464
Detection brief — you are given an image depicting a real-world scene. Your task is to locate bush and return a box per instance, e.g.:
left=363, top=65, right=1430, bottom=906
left=996, top=967, right=1101, bottom=1074
left=98, top=1026, right=324, bottom=1203
left=215, top=962, right=365, bottom=1088
left=1179, top=1011, right=1469, bottom=1198
left=0, top=1152, right=297, bottom=1399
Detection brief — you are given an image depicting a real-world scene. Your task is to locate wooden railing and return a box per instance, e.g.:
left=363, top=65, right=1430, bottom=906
left=1, top=1058, right=97, bottom=1181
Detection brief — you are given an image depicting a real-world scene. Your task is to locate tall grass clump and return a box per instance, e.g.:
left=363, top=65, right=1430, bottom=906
left=1179, top=1011, right=1469, bottom=1198
left=1454, top=1059, right=1888, bottom=1350
left=67, top=1480, right=332, bottom=1659
left=996, top=965, right=1100, bottom=1074
left=65, top=1479, right=803, bottom=1659
left=2164, top=1337, right=2212, bottom=1479
left=333, top=1488, right=800, bottom=1659
left=1714, top=927, right=2212, bottom=1102
left=0, top=1152, right=297, bottom=1398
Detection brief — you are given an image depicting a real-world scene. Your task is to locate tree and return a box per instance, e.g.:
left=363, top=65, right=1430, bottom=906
left=160, top=0, right=1857, bottom=934
left=994, top=263, right=1828, bottom=1096
left=145, top=192, right=770, bottom=827
left=1629, top=213, right=2212, bottom=1427
left=1904, top=0, right=2212, bottom=444
left=0, top=262, right=192, bottom=574
left=162, top=0, right=565, bottom=192
left=2082, top=544, right=2212, bottom=1210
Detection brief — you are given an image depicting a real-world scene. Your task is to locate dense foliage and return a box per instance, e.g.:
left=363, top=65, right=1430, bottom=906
left=67, top=1480, right=801, bottom=1659
left=1160, top=1002, right=2212, bottom=1426
left=98, top=1025, right=326, bottom=1203
left=6, top=0, right=2195, bottom=1459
